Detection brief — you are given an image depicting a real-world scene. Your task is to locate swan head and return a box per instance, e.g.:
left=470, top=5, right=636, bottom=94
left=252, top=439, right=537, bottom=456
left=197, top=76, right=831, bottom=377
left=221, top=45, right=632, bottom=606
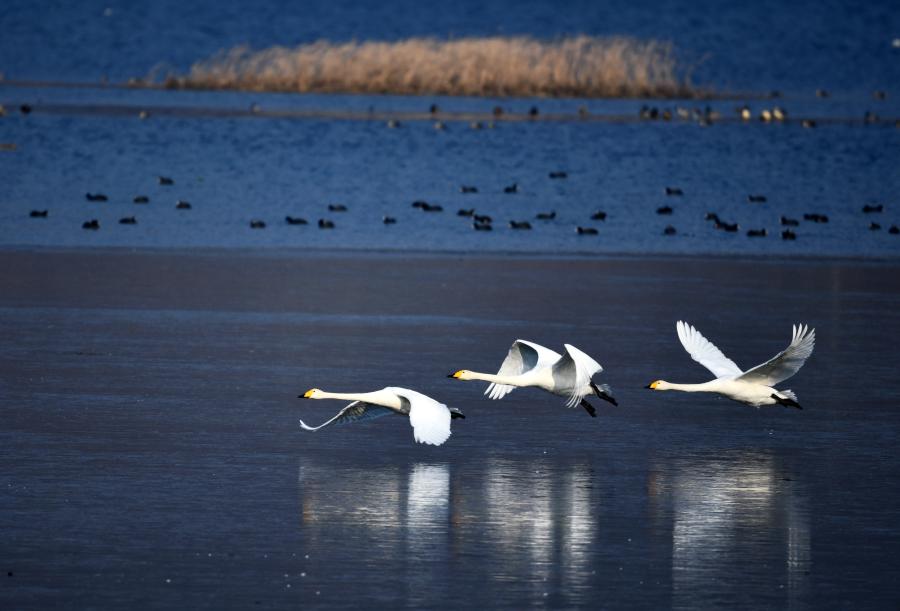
left=646, top=380, right=669, bottom=390
left=300, top=388, right=323, bottom=399
left=448, top=370, right=472, bottom=380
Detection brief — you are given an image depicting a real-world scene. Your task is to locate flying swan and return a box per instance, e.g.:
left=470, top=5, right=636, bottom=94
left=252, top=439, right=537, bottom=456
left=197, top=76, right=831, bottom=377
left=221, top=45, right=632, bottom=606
left=448, top=340, right=617, bottom=417
left=646, top=321, right=815, bottom=408
left=298, top=387, right=464, bottom=446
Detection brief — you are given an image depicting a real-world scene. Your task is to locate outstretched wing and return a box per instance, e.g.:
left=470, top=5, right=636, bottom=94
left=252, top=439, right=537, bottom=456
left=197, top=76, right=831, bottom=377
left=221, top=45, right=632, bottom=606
left=486, top=339, right=562, bottom=400
left=552, top=344, right=603, bottom=408
left=390, top=388, right=453, bottom=446
left=676, top=321, right=743, bottom=379
left=299, top=401, right=395, bottom=432
left=738, top=324, right=815, bottom=386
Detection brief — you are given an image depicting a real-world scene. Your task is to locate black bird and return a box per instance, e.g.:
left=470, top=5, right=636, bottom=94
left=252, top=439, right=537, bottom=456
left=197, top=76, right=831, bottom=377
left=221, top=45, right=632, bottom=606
left=412, top=200, right=427, bottom=209
left=318, top=219, right=335, bottom=229
left=119, top=216, right=137, bottom=225
left=29, top=210, right=48, bottom=218
left=85, top=193, right=108, bottom=202
left=420, top=203, right=443, bottom=212
left=528, top=106, right=539, bottom=117
left=460, top=185, right=478, bottom=194
left=503, top=183, right=519, bottom=194
left=863, top=204, right=884, bottom=213
left=657, top=206, right=673, bottom=215
left=20, top=104, right=32, bottom=115
left=457, top=208, right=475, bottom=217
left=382, top=216, right=397, bottom=224
left=803, top=213, right=828, bottom=223
left=250, top=220, right=266, bottom=229
left=133, top=195, right=149, bottom=204
left=782, top=229, right=797, bottom=240
left=715, top=221, right=739, bottom=232
left=509, top=221, right=532, bottom=230
left=158, top=176, right=174, bottom=185
left=889, top=225, right=899, bottom=235
left=747, top=195, right=767, bottom=203
left=747, top=228, right=767, bottom=237
left=536, top=211, right=556, bottom=220
left=548, top=171, right=568, bottom=179
left=328, top=204, right=348, bottom=212
left=473, top=222, right=492, bottom=231
left=801, top=119, right=816, bottom=129
left=665, top=187, right=684, bottom=196
left=176, top=200, right=191, bottom=210
left=285, top=216, right=308, bottom=225
left=705, top=212, right=721, bottom=223
left=870, top=222, right=882, bottom=231
left=473, top=214, right=492, bottom=224
left=663, top=225, right=677, bottom=235
left=429, top=104, right=439, bottom=114
left=576, top=226, right=598, bottom=235
left=591, top=211, right=607, bottom=221
left=781, top=216, right=799, bottom=226
left=82, top=219, right=100, bottom=230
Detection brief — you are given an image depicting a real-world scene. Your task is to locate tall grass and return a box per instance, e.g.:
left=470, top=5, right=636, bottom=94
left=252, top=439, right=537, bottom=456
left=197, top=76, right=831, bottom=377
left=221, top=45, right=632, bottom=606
left=163, top=36, right=695, bottom=98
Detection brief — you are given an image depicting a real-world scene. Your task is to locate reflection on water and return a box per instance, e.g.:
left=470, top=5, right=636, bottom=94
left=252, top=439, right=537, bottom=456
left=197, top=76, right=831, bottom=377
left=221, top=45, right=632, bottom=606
left=650, top=452, right=810, bottom=609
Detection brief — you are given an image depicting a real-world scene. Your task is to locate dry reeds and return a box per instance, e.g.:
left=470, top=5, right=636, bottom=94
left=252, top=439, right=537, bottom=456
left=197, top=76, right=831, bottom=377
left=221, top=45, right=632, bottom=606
left=163, top=36, right=695, bottom=98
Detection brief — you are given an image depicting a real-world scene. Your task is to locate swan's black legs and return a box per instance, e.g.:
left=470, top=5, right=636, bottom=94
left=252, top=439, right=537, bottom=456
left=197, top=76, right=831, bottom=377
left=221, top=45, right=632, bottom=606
left=590, top=382, right=618, bottom=406
left=770, top=393, right=802, bottom=410
left=580, top=398, right=597, bottom=417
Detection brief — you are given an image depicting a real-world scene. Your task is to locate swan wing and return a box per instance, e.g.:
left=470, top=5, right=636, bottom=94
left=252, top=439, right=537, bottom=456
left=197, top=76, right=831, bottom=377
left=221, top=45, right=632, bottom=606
left=487, top=339, right=561, bottom=400
left=389, top=387, right=453, bottom=446
left=298, top=401, right=395, bottom=432
left=552, top=344, right=603, bottom=408
left=676, top=321, right=743, bottom=379
left=738, top=324, right=815, bottom=386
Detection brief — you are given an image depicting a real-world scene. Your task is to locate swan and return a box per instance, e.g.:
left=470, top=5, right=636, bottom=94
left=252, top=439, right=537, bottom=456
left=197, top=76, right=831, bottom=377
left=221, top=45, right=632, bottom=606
left=449, top=340, right=617, bottom=417
left=298, top=387, right=463, bottom=446
left=647, top=321, right=815, bottom=408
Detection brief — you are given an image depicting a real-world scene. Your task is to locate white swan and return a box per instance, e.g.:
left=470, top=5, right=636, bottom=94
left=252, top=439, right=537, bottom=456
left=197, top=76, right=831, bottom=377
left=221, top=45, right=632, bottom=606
left=449, top=339, right=617, bottom=417
left=298, top=387, right=463, bottom=446
left=647, top=321, right=815, bottom=408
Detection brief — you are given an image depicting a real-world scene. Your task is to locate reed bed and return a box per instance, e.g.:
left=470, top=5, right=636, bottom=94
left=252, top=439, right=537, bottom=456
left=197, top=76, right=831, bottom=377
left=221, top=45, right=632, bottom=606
left=163, top=36, right=696, bottom=98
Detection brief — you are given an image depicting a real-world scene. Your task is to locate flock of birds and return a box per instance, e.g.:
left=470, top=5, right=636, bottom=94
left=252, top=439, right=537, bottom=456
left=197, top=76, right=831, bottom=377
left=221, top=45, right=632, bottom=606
left=25, top=173, right=899, bottom=239
left=298, top=321, right=816, bottom=446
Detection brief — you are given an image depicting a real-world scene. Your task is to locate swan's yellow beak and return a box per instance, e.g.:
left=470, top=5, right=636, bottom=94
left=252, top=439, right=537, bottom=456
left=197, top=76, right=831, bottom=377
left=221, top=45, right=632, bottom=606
left=647, top=381, right=659, bottom=390
left=449, top=370, right=464, bottom=379
left=301, top=388, right=316, bottom=398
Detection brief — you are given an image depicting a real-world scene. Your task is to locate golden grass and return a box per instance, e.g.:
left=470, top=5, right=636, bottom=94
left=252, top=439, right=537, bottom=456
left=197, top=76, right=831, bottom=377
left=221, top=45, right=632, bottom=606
left=162, top=36, right=696, bottom=98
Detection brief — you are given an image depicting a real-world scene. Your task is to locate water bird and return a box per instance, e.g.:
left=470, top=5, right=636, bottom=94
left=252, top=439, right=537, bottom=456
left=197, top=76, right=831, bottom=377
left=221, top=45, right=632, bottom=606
left=780, top=216, right=799, bottom=226
left=433, top=121, right=445, bottom=131
left=863, top=111, right=879, bottom=124
left=420, top=203, right=443, bottom=212
left=138, top=110, right=149, bottom=120
left=739, top=106, right=752, bottom=121
left=548, top=171, right=568, bottom=179
left=328, top=204, right=348, bottom=212
left=176, top=200, right=191, bottom=210
left=460, top=185, right=478, bottom=194
left=382, top=216, right=397, bottom=224
left=536, top=211, right=556, bottom=220
left=576, top=226, right=598, bottom=235
left=429, top=104, right=439, bottom=114
left=387, top=119, right=400, bottom=128
left=285, top=216, right=308, bottom=225
left=158, top=176, right=174, bottom=185
left=493, top=106, right=504, bottom=117
left=747, top=195, right=767, bottom=203
left=663, top=225, right=677, bottom=235
left=747, top=228, right=767, bottom=237
left=528, top=106, right=539, bottom=117
left=133, top=195, right=149, bottom=204
left=889, top=226, right=899, bottom=235
left=665, top=187, right=683, bottom=196
left=412, top=200, right=427, bottom=209
left=449, top=340, right=616, bottom=417
left=318, top=219, right=335, bottom=229
left=715, top=221, right=739, bottom=232
left=250, top=220, right=266, bottom=229
left=647, top=322, right=813, bottom=408
left=802, top=119, right=817, bottom=128
left=85, top=193, right=108, bottom=202
left=661, top=109, right=672, bottom=121
left=591, top=211, right=607, bottom=221
left=473, top=214, right=492, bottom=224
left=782, top=229, right=797, bottom=240
left=29, top=210, right=48, bottom=218
left=803, top=213, right=828, bottom=223
left=119, top=216, right=137, bottom=225
left=82, top=219, right=99, bottom=230
left=299, top=387, right=462, bottom=446
left=870, top=222, right=881, bottom=231
left=473, top=222, right=492, bottom=231
left=705, top=212, right=721, bottom=223
left=509, top=220, right=532, bottom=230
left=457, top=208, right=475, bottom=217
left=657, top=206, right=673, bottom=215
left=503, top=183, right=519, bottom=194
left=470, top=122, right=483, bottom=130
left=863, top=204, right=884, bottom=213
left=873, top=91, right=887, bottom=100
left=815, top=89, right=829, bottom=98
left=772, top=107, right=787, bottom=121
left=760, top=109, right=773, bottom=122
left=19, top=105, right=32, bottom=115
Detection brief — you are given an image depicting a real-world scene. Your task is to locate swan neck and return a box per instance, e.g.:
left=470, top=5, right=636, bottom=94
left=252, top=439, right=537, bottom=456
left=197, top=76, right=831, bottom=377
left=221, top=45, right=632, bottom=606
left=665, top=382, right=715, bottom=392
left=469, top=371, right=522, bottom=386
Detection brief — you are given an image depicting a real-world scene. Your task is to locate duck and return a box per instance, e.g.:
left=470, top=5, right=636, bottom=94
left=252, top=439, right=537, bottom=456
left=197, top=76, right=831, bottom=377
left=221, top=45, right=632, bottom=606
left=133, top=195, right=150, bottom=204
left=780, top=216, right=799, bottom=226
left=328, top=204, right=348, bottom=212
left=715, top=221, right=739, bottom=232
left=119, top=216, right=137, bottom=225
left=299, top=387, right=463, bottom=446
left=870, top=222, right=882, bottom=231
left=576, top=226, right=598, bottom=235
left=158, top=176, right=174, bottom=185
left=503, top=183, right=519, bottom=194
left=448, top=340, right=616, bottom=417
left=590, top=211, right=607, bottom=221
left=29, top=210, right=48, bottom=218
left=457, top=208, right=475, bottom=217
left=889, top=226, right=899, bottom=235
left=705, top=212, right=721, bottom=223
left=548, top=171, right=568, bottom=179
left=665, top=187, right=684, bottom=196
left=782, top=229, right=797, bottom=240
left=460, top=185, right=478, bottom=194
left=802, top=119, right=817, bottom=129
left=285, top=216, right=308, bottom=225
left=82, top=219, right=100, bottom=230
left=473, top=214, right=492, bottom=224
left=803, top=213, right=829, bottom=223
left=509, top=220, right=532, bottom=230
left=747, top=228, right=767, bottom=237
left=382, top=216, right=397, bottom=224
left=318, top=219, right=335, bottom=229
left=250, top=220, right=266, bottom=229
left=175, top=200, right=191, bottom=210
left=473, top=222, right=492, bottom=231
left=657, top=206, right=673, bottom=215
left=747, top=195, right=767, bottom=203
left=862, top=204, right=884, bottom=213
left=646, top=321, right=814, bottom=409
left=536, top=211, right=556, bottom=220
left=85, top=193, right=108, bottom=202
left=663, top=225, right=677, bottom=235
